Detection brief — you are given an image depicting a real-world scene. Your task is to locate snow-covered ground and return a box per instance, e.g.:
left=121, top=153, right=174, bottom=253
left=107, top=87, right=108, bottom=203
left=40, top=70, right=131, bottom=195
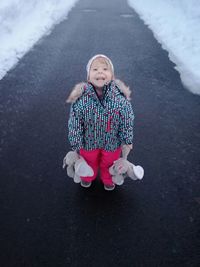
left=0, top=0, right=200, bottom=95
left=128, top=0, right=200, bottom=95
left=0, top=0, right=78, bottom=80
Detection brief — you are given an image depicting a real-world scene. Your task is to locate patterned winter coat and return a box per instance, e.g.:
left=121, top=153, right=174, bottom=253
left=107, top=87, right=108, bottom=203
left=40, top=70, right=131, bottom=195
left=67, top=80, right=134, bottom=151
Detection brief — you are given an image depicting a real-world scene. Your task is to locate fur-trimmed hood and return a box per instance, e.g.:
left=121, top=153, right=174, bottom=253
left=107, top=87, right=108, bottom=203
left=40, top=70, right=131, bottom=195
left=66, top=79, right=131, bottom=103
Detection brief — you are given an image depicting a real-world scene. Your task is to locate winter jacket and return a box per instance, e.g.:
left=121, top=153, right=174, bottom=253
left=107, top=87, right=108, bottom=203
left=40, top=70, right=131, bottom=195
left=67, top=80, right=134, bottom=151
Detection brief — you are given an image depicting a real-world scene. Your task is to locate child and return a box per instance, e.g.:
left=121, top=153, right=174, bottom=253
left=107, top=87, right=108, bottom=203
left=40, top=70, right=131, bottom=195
left=67, top=54, right=134, bottom=191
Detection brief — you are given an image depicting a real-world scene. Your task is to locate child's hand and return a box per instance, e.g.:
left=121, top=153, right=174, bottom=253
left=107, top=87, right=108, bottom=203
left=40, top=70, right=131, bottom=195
left=122, top=144, right=133, bottom=159
left=126, top=144, right=133, bottom=150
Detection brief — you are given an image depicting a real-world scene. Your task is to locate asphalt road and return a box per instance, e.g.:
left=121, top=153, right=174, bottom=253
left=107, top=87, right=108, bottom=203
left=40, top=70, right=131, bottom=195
left=0, top=0, right=200, bottom=266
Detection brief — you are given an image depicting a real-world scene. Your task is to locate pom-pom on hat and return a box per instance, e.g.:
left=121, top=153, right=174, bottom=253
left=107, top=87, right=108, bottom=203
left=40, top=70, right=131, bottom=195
left=86, top=54, right=114, bottom=80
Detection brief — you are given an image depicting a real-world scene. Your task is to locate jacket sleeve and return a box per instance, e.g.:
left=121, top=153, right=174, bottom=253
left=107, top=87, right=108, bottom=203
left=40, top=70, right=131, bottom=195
left=118, top=99, right=134, bottom=145
left=68, top=102, right=84, bottom=150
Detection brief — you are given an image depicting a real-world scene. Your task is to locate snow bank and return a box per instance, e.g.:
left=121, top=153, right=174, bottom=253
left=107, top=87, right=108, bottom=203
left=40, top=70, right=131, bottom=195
left=0, top=0, right=78, bottom=79
left=128, top=0, right=200, bottom=95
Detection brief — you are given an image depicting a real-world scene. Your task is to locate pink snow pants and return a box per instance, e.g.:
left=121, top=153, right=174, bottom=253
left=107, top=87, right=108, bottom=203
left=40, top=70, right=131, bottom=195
left=79, top=147, right=121, bottom=185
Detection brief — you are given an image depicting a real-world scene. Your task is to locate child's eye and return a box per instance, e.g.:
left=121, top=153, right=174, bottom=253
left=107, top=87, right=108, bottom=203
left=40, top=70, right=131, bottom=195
left=104, top=68, right=108, bottom=71
left=93, top=68, right=97, bottom=71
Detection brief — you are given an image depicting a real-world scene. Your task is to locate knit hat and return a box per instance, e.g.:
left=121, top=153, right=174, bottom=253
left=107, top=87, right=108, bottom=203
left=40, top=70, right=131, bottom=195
left=86, top=54, right=114, bottom=80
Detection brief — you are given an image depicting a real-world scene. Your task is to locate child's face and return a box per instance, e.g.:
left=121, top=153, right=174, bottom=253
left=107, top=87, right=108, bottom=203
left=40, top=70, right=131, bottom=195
left=88, top=58, right=113, bottom=88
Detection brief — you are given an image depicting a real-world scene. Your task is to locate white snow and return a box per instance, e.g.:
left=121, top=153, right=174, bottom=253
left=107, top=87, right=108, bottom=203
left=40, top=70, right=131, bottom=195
left=0, top=0, right=78, bottom=79
left=0, top=0, right=200, bottom=95
left=128, top=0, right=200, bottom=95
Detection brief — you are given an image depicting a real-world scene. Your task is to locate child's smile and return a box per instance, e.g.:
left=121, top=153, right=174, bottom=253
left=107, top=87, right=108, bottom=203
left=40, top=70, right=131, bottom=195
left=88, top=59, right=113, bottom=88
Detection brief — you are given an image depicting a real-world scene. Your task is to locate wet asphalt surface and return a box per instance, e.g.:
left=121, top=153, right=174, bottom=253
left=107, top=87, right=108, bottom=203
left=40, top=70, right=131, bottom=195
left=0, top=0, right=200, bottom=266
